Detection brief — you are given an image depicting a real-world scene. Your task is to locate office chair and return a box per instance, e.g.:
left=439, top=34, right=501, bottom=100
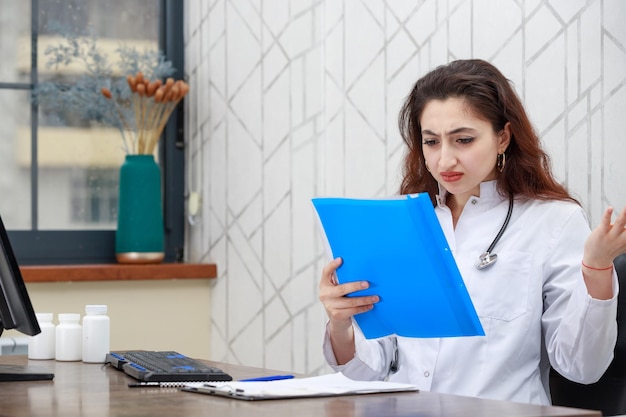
left=549, top=253, right=626, bottom=416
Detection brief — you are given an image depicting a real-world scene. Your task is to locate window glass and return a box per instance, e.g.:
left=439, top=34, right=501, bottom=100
left=0, top=0, right=31, bottom=84
left=35, top=0, right=160, bottom=230
left=0, top=89, right=32, bottom=229
left=0, top=0, right=183, bottom=264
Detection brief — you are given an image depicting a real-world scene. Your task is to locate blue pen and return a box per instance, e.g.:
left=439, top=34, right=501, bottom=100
left=239, top=374, right=294, bottom=382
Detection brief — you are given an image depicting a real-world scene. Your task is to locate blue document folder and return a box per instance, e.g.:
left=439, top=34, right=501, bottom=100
left=312, top=193, right=484, bottom=339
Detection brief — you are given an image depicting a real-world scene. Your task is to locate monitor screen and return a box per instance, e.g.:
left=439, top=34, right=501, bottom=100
left=0, top=214, right=54, bottom=381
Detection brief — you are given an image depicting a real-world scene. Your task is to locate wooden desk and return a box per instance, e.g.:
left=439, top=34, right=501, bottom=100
left=0, top=355, right=600, bottom=417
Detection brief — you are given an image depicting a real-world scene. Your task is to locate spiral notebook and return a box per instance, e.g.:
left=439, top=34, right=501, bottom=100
left=312, top=193, right=484, bottom=339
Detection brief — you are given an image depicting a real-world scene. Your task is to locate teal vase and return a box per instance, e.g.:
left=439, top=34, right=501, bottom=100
left=115, top=155, right=164, bottom=263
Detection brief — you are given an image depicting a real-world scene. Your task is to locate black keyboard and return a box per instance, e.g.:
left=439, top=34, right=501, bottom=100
left=107, top=351, right=233, bottom=382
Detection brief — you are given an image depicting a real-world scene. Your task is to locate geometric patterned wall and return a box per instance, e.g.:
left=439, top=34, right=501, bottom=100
left=184, top=0, right=626, bottom=375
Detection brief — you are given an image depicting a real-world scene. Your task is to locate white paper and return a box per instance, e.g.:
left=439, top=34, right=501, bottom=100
left=183, top=372, right=418, bottom=400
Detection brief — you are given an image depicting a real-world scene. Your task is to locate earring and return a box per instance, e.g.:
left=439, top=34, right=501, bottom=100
left=496, top=153, right=506, bottom=173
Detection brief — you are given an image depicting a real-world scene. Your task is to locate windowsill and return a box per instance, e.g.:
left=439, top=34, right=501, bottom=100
left=20, top=263, right=218, bottom=283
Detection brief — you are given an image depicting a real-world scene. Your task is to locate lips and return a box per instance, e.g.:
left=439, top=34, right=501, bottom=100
left=440, top=172, right=463, bottom=182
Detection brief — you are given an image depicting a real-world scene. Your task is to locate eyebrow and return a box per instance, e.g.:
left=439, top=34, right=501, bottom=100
left=422, top=127, right=478, bottom=137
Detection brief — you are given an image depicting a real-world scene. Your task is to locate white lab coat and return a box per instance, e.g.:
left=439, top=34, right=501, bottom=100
left=323, top=181, right=618, bottom=405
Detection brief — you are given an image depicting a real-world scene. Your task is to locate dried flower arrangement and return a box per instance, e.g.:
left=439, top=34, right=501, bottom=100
left=34, top=31, right=186, bottom=155
left=101, top=73, right=189, bottom=155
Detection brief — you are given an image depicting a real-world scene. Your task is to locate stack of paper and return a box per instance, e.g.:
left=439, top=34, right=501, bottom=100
left=182, top=372, right=418, bottom=400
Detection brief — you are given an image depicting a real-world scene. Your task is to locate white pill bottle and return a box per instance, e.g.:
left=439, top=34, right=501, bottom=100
left=28, top=312, right=56, bottom=360
left=55, top=313, right=82, bottom=361
left=82, top=305, right=110, bottom=363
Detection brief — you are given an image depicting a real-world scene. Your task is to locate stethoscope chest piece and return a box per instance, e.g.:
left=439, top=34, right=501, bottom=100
left=474, top=195, right=513, bottom=271
left=476, top=252, right=498, bottom=270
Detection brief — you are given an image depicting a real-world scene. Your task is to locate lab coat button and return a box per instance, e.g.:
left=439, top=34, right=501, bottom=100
left=424, top=371, right=430, bottom=377
left=471, top=199, right=477, bottom=205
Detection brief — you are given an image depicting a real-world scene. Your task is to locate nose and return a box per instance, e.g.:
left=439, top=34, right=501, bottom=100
left=438, top=142, right=457, bottom=170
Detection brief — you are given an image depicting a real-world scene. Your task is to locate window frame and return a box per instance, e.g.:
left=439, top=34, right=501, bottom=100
left=3, top=0, right=185, bottom=265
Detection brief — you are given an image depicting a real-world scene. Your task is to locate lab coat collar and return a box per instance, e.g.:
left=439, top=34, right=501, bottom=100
left=435, top=180, right=504, bottom=208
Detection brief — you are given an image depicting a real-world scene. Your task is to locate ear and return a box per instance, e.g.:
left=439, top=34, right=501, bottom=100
left=498, top=122, right=512, bottom=154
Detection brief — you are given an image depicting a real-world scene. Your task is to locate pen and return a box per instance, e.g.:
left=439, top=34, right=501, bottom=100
left=128, top=381, right=191, bottom=388
left=238, top=374, right=294, bottom=382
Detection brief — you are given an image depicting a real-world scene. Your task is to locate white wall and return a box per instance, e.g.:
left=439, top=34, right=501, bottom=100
left=23, top=279, right=212, bottom=359
left=184, top=0, right=626, bottom=375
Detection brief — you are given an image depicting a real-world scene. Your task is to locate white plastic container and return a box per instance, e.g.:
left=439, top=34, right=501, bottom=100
left=55, top=313, right=82, bottom=361
left=82, top=305, right=110, bottom=363
left=28, top=313, right=56, bottom=360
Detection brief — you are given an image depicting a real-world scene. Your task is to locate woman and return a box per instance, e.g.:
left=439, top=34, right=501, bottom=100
left=319, top=59, right=626, bottom=405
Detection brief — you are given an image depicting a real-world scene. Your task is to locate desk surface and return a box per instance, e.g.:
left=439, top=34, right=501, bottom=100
left=0, top=355, right=600, bottom=417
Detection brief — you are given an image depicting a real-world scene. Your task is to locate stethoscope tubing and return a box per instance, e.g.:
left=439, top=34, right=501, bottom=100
left=485, top=195, right=514, bottom=255
left=476, top=195, right=514, bottom=270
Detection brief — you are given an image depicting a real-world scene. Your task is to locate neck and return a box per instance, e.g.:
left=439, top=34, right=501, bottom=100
left=445, top=185, right=482, bottom=227
left=447, top=198, right=464, bottom=228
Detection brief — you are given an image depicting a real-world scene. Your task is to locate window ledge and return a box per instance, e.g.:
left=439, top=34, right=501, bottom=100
left=20, top=263, right=217, bottom=283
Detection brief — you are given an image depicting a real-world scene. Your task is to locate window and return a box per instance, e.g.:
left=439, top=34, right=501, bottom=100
left=70, top=169, right=118, bottom=226
left=0, top=0, right=184, bottom=264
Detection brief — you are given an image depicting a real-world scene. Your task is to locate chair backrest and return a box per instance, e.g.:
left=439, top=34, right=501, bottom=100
left=549, top=253, right=626, bottom=416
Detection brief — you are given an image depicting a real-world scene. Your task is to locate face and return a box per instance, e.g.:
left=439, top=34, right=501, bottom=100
left=421, top=98, right=510, bottom=206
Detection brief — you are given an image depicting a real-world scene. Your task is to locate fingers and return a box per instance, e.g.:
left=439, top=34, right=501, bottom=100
left=319, top=257, right=371, bottom=297
left=604, top=206, right=626, bottom=240
left=320, top=257, right=369, bottom=294
left=614, top=206, right=626, bottom=230
left=319, top=257, right=379, bottom=323
left=600, top=207, right=614, bottom=231
left=336, top=280, right=372, bottom=296
left=321, top=257, right=342, bottom=287
left=320, top=278, right=376, bottom=305
left=323, top=293, right=380, bottom=322
left=584, top=206, right=626, bottom=269
left=601, top=206, right=626, bottom=256
left=326, top=303, right=376, bottom=322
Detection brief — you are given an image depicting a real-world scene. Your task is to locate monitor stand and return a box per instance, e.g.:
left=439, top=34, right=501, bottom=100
left=0, top=364, right=55, bottom=381
left=0, top=329, right=54, bottom=381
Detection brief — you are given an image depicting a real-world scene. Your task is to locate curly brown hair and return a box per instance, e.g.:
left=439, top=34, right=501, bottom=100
left=398, top=59, right=576, bottom=206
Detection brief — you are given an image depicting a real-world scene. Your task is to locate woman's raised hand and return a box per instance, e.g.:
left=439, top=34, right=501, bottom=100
left=584, top=206, right=626, bottom=269
left=582, top=206, right=626, bottom=300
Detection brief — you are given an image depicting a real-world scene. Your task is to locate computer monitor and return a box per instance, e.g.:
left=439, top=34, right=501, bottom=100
left=0, top=214, right=54, bottom=381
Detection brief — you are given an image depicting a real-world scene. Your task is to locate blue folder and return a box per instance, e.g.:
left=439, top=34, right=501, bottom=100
left=312, top=193, right=484, bottom=339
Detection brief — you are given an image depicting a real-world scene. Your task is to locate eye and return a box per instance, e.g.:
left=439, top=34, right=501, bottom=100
left=422, top=138, right=439, bottom=146
left=457, top=137, right=474, bottom=144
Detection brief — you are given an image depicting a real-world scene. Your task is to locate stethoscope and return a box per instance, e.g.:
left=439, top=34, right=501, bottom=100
left=475, top=195, right=514, bottom=270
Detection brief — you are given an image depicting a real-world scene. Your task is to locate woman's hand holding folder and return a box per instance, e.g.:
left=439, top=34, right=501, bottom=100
left=319, top=257, right=379, bottom=365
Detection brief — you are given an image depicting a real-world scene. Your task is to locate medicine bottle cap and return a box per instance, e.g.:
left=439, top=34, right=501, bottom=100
left=85, top=305, right=108, bottom=315
left=58, top=313, right=81, bottom=322
left=35, top=312, right=53, bottom=322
